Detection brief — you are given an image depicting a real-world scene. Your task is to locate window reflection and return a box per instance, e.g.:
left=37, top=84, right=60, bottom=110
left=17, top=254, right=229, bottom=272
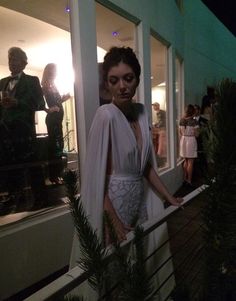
left=0, top=4, right=78, bottom=222
left=150, top=35, right=169, bottom=169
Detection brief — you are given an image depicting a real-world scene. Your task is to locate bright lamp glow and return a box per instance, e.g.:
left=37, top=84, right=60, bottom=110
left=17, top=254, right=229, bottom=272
left=152, top=86, right=166, bottom=110
left=55, top=66, right=74, bottom=96
left=97, top=46, right=107, bottom=62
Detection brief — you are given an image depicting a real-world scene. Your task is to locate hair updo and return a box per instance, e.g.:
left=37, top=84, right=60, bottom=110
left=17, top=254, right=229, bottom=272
left=102, top=47, right=141, bottom=85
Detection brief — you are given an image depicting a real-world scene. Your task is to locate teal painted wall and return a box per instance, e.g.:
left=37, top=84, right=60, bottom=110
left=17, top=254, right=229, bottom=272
left=184, top=0, right=236, bottom=104
left=104, top=0, right=184, bottom=52
left=102, top=0, right=236, bottom=105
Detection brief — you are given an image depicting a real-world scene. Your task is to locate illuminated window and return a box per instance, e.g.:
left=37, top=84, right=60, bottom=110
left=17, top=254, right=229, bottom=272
left=150, top=35, right=169, bottom=169
left=175, top=54, right=184, bottom=161
left=0, top=3, right=78, bottom=221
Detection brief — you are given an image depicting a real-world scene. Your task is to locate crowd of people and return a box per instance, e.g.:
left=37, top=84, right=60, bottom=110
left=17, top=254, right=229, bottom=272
left=0, top=47, right=70, bottom=211
left=0, top=45, right=218, bottom=298
left=0, top=46, right=214, bottom=213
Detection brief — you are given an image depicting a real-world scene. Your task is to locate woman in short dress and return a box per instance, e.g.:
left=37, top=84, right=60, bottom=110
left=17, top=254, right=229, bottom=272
left=179, top=104, right=199, bottom=186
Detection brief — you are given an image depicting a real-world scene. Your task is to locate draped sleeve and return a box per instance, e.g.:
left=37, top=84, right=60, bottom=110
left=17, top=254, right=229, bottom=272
left=80, top=106, right=111, bottom=238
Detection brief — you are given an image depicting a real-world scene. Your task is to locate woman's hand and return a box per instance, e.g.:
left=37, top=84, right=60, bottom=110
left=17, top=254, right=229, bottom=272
left=61, top=93, right=71, bottom=102
left=105, top=209, right=131, bottom=245
left=104, top=195, right=131, bottom=245
left=48, top=105, right=60, bottom=113
left=166, top=196, right=184, bottom=207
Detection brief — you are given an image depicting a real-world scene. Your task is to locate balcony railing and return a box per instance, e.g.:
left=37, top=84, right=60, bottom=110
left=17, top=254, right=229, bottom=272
left=24, top=184, right=207, bottom=301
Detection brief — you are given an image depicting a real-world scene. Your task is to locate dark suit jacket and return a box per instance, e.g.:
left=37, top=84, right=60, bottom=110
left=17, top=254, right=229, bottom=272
left=0, top=72, right=45, bottom=127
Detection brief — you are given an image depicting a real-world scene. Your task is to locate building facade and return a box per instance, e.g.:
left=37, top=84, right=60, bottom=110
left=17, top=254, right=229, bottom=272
left=1, top=0, right=236, bottom=299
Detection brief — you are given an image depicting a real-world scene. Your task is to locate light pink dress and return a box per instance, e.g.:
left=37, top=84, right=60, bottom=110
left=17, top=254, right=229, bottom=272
left=179, top=117, right=199, bottom=158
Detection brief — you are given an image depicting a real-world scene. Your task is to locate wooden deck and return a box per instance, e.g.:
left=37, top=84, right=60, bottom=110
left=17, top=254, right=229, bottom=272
left=167, top=177, right=206, bottom=300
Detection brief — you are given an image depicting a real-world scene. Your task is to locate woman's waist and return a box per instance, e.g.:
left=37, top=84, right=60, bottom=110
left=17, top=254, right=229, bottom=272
left=182, top=134, right=195, bottom=137
left=107, top=173, right=143, bottom=182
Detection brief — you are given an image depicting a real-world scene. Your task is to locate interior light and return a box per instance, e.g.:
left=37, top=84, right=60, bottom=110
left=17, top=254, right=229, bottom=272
left=65, top=6, right=70, bottom=13
left=112, top=31, right=119, bottom=36
left=65, top=0, right=70, bottom=13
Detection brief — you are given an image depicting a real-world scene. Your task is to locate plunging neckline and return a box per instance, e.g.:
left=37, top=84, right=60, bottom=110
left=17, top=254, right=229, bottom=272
left=111, top=103, right=143, bottom=152
left=129, top=120, right=142, bottom=153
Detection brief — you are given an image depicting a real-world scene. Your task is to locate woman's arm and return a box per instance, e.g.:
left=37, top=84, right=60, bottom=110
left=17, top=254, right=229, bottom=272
left=61, top=93, right=71, bottom=103
left=194, top=126, right=200, bottom=137
left=144, top=162, right=183, bottom=206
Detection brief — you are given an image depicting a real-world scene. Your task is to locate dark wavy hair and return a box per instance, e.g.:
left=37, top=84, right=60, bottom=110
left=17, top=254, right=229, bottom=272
left=184, top=104, right=195, bottom=117
left=102, top=46, right=141, bottom=85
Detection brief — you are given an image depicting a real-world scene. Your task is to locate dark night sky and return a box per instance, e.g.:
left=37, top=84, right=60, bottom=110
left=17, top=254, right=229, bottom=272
left=202, top=0, right=236, bottom=37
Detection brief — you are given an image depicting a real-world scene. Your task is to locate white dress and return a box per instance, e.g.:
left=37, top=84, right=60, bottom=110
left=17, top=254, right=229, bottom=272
left=179, top=117, right=199, bottom=158
left=69, top=103, right=174, bottom=300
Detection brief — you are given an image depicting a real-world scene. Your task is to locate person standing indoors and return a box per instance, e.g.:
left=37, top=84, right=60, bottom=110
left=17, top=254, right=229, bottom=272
left=70, top=47, right=183, bottom=298
left=152, top=102, right=167, bottom=165
left=41, top=63, right=70, bottom=185
left=179, top=104, right=199, bottom=187
left=0, top=47, right=46, bottom=210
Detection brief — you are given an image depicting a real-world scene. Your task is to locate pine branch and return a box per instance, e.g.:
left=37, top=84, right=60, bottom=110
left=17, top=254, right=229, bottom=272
left=64, top=170, right=156, bottom=300
left=119, top=226, right=155, bottom=301
left=103, top=212, right=155, bottom=300
left=63, top=170, right=107, bottom=295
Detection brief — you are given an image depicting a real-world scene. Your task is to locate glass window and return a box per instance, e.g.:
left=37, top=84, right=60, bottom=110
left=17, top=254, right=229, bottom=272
left=0, top=3, right=78, bottom=222
left=175, top=54, right=184, bottom=162
left=150, top=35, right=169, bottom=169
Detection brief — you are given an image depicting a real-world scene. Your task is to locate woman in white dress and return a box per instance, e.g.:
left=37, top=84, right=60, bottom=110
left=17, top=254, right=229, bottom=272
left=70, top=47, right=183, bottom=298
left=179, top=104, right=199, bottom=186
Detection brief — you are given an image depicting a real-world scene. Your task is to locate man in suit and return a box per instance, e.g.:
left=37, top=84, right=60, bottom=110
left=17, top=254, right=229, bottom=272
left=0, top=47, right=46, bottom=211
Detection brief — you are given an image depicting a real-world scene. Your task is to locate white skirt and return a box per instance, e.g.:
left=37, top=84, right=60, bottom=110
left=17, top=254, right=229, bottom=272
left=180, top=136, right=198, bottom=158
left=107, top=174, right=148, bottom=227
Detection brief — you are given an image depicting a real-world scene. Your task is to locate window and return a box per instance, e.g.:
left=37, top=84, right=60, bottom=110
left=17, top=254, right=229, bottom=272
left=175, top=54, right=184, bottom=161
left=150, top=35, right=169, bottom=169
left=0, top=3, right=78, bottom=222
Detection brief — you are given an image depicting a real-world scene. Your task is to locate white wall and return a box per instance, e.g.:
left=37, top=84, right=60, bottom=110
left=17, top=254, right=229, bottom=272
left=0, top=209, right=74, bottom=300
left=0, top=64, right=9, bottom=78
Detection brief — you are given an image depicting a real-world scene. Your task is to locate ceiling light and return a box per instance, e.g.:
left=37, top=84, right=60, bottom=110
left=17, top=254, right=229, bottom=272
left=65, top=0, right=70, bottom=13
